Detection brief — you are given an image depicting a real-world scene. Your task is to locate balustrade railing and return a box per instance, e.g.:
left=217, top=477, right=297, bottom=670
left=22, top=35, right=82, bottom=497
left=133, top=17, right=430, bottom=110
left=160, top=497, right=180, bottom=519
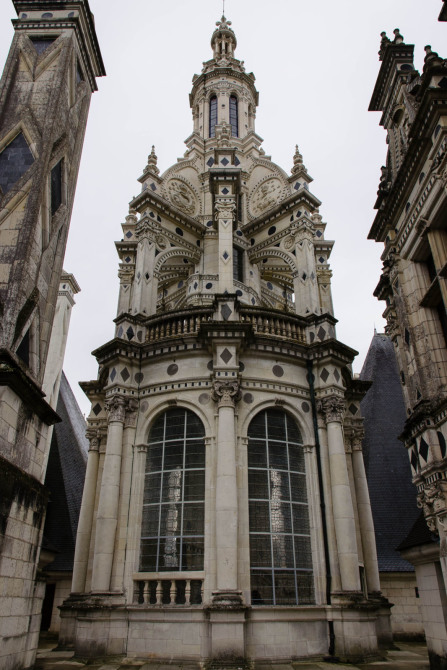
left=145, top=308, right=212, bottom=342
left=133, top=573, right=204, bottom=606
left=240, top=307, right=306, bottom=344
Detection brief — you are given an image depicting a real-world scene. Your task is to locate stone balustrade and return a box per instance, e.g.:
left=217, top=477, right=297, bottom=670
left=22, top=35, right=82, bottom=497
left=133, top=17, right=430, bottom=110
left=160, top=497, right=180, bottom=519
left=240, top=307, right=307, bottom=343
left=133, top=572, right=204, bottom=606
left=145, top=308, right=212, bottom=342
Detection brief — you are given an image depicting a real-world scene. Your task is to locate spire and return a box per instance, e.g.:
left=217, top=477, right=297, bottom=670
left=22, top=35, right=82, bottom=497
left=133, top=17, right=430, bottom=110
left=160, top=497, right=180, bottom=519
left=211, top=15, right=237, bottom=60
left=143, top=145, right=159, bottom=176
left=291, top=145, right=304, bottom=174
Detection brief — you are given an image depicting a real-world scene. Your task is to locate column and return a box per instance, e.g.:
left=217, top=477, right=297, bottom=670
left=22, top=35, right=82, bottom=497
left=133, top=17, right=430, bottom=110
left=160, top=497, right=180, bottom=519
left=90, top=395, right=126, bottom=593
left=71, top=430, right=101, bottom=593
left=212, top=379, right=242, bottom=604
left=351, top=428, right=381, bottom=594
left=131, top=220, right=158, bottom=316
left=123, top=444, right=148, bottom=600
left=318, top=396, right=361, bottom=593
left=291, top=222, right=320, bottom=316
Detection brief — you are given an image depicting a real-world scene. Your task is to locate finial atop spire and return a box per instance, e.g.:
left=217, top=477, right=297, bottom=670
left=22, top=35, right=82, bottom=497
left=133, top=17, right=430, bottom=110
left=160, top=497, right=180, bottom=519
left=291, top=145, right=304, bottom=173
left=211, top=14, right=237, bottom=60
left=143, top=145, right=160, bottom=176
left=424, top=44, right=442, bottom=72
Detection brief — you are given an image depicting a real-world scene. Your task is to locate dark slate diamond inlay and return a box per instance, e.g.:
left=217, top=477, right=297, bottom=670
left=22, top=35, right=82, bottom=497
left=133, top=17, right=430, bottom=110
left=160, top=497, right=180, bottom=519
left=410, top=449, right=419, bottom=471
left=126, top=326, right=135, bottom=341
left=121, top=367, right=130, bottom=382
left=334, top=369, right=340, bottom=382
left=419, top=437, right=429, bottom=462
left=222, top=187, right=229, bottom=194
left=125, top=256, right=131, bottom=263
left=223, top=251, right=229, bottom=260
left=234, top=156, right=240, bottom=166
left=221, top=304, right=232, bottom=321
left=92, top=403, right=102, bottom=416
left=349, top=403, right=358, bottom=415
left=317, top=326, right=326, bottom=341
left=438, top=431, right=447, bottom=458
left=125, top=231, right=133, bottom=238
left=221, top=157, right=230, bottom=166
left=294, top=182, right=300, bottom=191
left=316, top=230, right=323, bottom=237
left=319, top=257, right=325, bottom=263
left=207, top=360, right=214, bottom=371
left=117, top=327, right=123, bottom=338
left=320, top=368, right=329, bottom=383
left=207, top=157, right=214, bottom=167
left=220, top=348, right=233, bottom=364
left=150, top=183, right=157, bottom=191
left=110, top=368, right=117, bottom=382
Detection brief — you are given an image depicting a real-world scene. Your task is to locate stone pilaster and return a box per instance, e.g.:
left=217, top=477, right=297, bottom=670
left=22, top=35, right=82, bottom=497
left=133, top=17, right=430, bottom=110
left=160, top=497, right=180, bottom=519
left=215, top=201, right=236, bottom=294
left=212, top=379, right=242, bottom=604
left=318, top=396, right=361, bottom=593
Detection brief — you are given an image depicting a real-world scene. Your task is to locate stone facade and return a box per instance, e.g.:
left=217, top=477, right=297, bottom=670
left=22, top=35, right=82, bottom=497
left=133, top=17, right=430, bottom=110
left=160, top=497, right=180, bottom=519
left=61, top=16, right=389, bottom=666
left=0, top=3, right=104, bottom=669
left=368, top=21, right=447, bottom=670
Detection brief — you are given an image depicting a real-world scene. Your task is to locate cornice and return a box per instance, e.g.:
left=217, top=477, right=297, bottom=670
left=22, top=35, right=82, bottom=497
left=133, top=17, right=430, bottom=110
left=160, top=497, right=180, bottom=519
left=242, top=190, right=321, bottom=236
left=129, top=190, right=205, bottom=236
left=190, top=67, right=259, bottom=107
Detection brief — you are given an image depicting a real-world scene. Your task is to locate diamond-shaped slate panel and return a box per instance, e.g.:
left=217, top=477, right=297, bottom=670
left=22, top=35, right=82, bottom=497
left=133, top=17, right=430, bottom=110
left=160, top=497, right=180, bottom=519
left=110, top=368, right=117, bottom=382
left=410, top=449, right=419, bottom=471
left=220, top=348, right=233, bottom=364
left=317, top=326, right=326, bottom=341
left=223, top=251, right=229, bottom=260
left=419, top=437, right=429, bottom=463
left=126, top=326, right=135, bottom=340
left=319, top=257, right=325, bottom=263
left=222, top=187, right=229, bottom=194
left=234, top=157, right=240, bottom=166
left=92, top=403, right=102, bottom=416
left=438, top=431, right=447, bottom=459
left=125, top=256, right=131, bottom=263
left=121, top=367, right=130, bottom=382
left=334, top=369, right=340, bottom=382
left=150, top=183, right=157, bottom=191
left=320, top=368, right=329, bottom=383
left=0, top=132, right=35, bottom=195
left=349, top=403, right=358, bottom=415
left=294, top=182, right=300, bottom=191
left=221, top=304, right=232, bottom=321
left=207, top=157, right=214, bottom=167
left=316, top=230, right=323, bottom=238
left=117, top=326, right=123, bottom=338
left=125, top=231, right=133, bottom=238
left=221, top=157, right=230, bottom=166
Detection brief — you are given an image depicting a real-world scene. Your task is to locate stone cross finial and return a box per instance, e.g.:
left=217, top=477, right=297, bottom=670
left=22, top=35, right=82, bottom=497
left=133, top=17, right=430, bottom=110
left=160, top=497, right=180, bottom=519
left=393, top=28, right=404, bottom=44
left=379, top=31, right=391, bottom=60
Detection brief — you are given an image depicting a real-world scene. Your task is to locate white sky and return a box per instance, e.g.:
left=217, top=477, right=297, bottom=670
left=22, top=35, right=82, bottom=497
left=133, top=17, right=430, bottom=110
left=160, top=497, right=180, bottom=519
left=0, top=1, right=445, bottom=416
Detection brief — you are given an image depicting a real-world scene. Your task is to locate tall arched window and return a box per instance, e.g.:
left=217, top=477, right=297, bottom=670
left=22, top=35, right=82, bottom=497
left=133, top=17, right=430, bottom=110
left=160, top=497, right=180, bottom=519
left=248, top=409, right=314, bottom=605
left=229, top=95, right=238, bottom=137
left=140, top=408, right=205, bottom=572
left=209, top=96, right=217, bottom=138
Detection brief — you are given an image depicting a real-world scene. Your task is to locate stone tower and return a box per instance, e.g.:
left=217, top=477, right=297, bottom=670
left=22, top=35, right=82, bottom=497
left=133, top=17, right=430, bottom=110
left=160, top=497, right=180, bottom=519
left=0, top=3, right=104, bottom=669
left=369, top=26, right=447, bottom=669
left=62, top=16, right=387, bottom=665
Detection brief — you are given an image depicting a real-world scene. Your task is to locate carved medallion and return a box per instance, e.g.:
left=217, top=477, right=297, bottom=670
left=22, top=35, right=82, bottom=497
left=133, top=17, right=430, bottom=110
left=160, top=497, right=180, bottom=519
left=249, top=178, right=283, bottom=217
left=167, top=179, right=197, bottom=215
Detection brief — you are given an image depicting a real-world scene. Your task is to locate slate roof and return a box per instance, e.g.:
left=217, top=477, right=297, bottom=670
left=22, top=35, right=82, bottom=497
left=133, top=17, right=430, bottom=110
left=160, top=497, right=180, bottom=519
left=43, top=372, right=88, bottom=572
left=360, top=332, right=420, bottom=572
left=397, top=511, right=438, bottom=552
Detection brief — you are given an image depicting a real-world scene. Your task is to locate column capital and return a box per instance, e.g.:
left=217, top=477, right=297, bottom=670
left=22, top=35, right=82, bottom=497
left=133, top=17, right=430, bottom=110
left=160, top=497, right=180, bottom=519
left=124, top=398, right=139, bottom=428
left=105, top=395, right=127, bottom=423
left=135, top=443, right=148, bottom=454
left=214, top=201, right=236, bottom=222
left=317, top=396, right=346, bottom=424
left=212, top=380, right=241, bottom=408
left=85, top=429, right=100, bottom=452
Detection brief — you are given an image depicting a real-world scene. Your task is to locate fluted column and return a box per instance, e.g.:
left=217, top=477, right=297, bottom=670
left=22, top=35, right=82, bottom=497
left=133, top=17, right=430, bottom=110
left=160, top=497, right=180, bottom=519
left=318, top=396, right=361, bottom=593
left=91, top=395, right=127, bottom=593
left=350, top=427, right=381, bottom=594
left=71, top=430, right=101, bottom=593
left=212, top=379, right=242, bottom=604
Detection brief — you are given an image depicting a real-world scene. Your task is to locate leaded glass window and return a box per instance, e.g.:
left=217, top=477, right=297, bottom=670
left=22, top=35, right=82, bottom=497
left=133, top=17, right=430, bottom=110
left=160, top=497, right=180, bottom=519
left=209, top=96, right=218, bottom=138
left=229, top=95, right=238, bottom=137
left=248, top=409, right=314, bottom=605
left=140, top=408, right=205, bottom=572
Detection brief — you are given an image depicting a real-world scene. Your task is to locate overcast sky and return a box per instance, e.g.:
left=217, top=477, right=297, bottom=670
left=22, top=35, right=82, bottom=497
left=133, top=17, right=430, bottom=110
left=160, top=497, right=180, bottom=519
left=0, top=1, right=445, bottom=416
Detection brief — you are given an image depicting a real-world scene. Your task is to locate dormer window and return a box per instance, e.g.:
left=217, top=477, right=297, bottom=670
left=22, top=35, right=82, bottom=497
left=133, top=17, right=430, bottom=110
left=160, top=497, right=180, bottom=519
left=209, top=96, right=217, bottom=138
left=229, top=95, right=238, bottom=137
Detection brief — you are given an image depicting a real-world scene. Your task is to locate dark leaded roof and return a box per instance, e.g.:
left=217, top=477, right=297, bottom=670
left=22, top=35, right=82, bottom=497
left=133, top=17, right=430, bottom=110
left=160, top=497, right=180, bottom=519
left=360, top=332, right=420, bottom=572
left=43, top=372, right=88, bottom=572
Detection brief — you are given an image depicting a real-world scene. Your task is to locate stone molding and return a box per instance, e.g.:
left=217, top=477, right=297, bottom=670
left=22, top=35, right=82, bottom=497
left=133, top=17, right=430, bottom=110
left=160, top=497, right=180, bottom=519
left=317, top=396, right=346, bottom=424
left=212, top=379, right=241, bottom=408
left=85, top=429, right=100, bottom=452
left=105, top=396, right=138, bottom=425
left=214, top=201, right=236, bottom=221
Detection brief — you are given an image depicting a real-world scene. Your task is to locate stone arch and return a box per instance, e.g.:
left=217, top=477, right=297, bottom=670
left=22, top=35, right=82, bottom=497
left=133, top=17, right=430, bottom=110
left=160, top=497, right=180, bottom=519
left=154, top=247, right=201, bottom=277
left=239, top=397, right=314, bottom=447
left=247, top=247, right=298, bottom=274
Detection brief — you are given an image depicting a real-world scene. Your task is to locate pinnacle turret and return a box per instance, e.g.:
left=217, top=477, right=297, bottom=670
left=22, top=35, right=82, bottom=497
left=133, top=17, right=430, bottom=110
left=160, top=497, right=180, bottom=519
left=211, top=15, right=237, bottom=60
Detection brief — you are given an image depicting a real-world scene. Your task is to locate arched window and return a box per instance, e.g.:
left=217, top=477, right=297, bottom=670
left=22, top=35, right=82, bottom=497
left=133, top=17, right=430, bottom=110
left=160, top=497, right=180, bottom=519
left=248, top=409, right=314, bottom=605
left=209, top=96, right=217, bottom=138
left=229, top=95, right=238, bottom=137
left=140, top=408, right=205, bottom=572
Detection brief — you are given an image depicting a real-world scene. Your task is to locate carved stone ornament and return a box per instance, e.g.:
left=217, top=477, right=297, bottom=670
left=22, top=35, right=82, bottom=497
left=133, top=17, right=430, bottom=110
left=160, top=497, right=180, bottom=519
left=125, top=398, right=139, bottom=428
left=105, top=396, right=127, bottom=423
left=249, top=178, right=283, bottom=217
left=215, top=201, right=236, bottom=221
left=317, top=396, right=346, bottom=424
left=212, top=380, right=241, bottom=408
left=85, top=428, right=100, bottom=452
left=167, top=179, right=197, bottom=215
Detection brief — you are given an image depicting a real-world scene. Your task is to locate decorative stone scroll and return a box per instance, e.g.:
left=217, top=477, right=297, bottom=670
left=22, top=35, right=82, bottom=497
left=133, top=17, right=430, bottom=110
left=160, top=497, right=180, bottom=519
left=105, top=396, right=138, bottom=425
left=215, top=201, right=236, bottom=222
left=317, top=396, right=346, bottom=424
left=167, top=179, right=197, bottom=215
left=212, top=380, right=241, bottom=408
